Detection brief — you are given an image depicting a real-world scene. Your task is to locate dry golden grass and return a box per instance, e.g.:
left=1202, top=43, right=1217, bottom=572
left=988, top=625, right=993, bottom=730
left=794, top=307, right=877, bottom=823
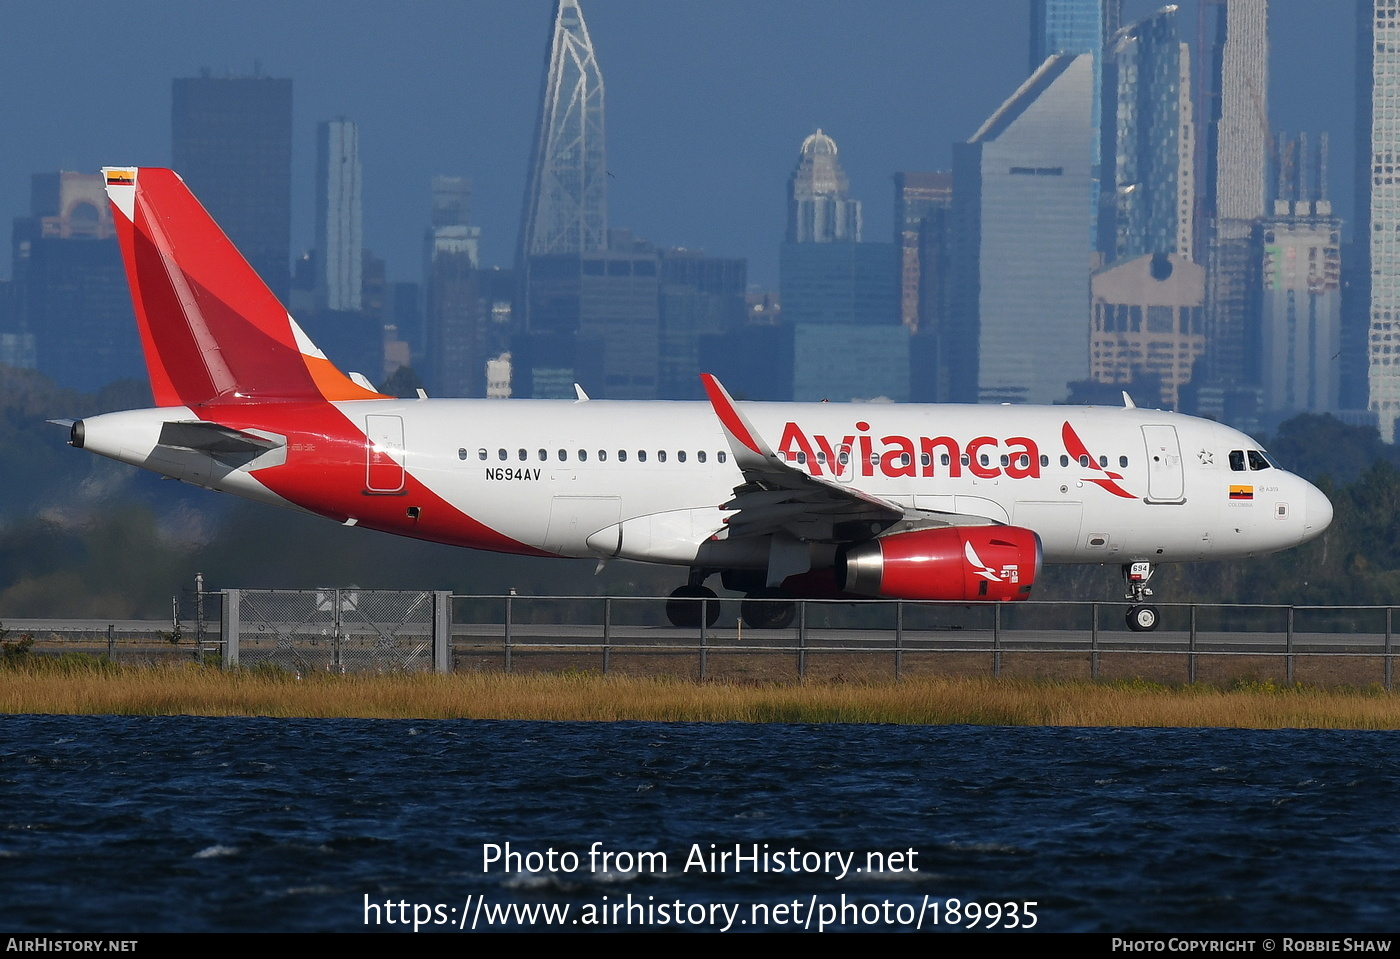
left=3, top=659, right=1400, bottom=727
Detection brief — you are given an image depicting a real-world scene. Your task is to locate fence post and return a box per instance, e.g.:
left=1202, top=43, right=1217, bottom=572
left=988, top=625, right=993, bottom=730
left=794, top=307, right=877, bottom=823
left=1377, top=610, right=1388, bottom=691
left=1286, top=606, right=1295, bottom=685
left=993, top=604, right=1002, bottom=678
left=798, top=601, right=807, bottom=681
left=504, top=595, right=513, bottom=674
left=1189, top=605, right=1198, bottom=685
left=602, top=598, right=612, bottom=675
left=222, top=589, right=239, bottom=667
left=195, top=572, right=205, bottom=665
left=433, top=591, right=451, bottom=674
left=107, top=623, right=114, bottom=662
left=699, top=606, right=709, bottom=682
left=894, top=601, right=904, bottom=681
left=1090, top=602, right=1099, bottom=681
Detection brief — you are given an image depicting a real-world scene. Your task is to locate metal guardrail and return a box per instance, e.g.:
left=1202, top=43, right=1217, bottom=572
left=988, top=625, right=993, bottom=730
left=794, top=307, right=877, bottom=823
left=8, top=594, right=1399, bottom=688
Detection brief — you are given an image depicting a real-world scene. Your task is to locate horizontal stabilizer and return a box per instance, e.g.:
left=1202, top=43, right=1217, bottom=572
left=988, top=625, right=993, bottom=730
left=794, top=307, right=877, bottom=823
left=158, top=421, right=282, bottom=456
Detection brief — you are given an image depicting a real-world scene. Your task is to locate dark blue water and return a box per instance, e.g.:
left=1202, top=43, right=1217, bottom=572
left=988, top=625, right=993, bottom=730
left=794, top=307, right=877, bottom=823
left=1, top=717, right=1397, bottom=932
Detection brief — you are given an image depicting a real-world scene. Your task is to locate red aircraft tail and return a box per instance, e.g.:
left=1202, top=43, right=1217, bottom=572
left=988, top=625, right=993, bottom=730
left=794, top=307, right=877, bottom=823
left=102, top=166, right=384, bottom=408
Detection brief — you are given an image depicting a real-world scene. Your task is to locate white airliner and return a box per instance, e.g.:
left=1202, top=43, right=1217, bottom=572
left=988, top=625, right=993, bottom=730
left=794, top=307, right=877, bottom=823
left=64, top=167, right=1332, bottom=631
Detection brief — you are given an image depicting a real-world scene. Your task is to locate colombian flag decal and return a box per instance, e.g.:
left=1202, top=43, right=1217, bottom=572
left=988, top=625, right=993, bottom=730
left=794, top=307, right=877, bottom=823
left=1229, top=485, right=1254, bottom=500
left=105, top=170, right=134, bottom=186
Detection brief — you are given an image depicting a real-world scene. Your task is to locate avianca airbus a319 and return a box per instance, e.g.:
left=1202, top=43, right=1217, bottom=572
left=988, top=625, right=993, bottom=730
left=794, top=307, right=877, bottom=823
left=63, top=167, right=1332, bottom=631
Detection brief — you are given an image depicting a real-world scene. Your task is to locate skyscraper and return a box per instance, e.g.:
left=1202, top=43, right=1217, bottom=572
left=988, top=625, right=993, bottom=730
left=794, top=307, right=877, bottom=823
left=949, top=54, right=1094, bottom=405
left=11, top=172, right=139, bottom=389
left=780, top=131, right=904, bottom=402
left=1259, top=135, right=1341, bottom=418
left=1359, top=0, right=1400, bottom=438
left=788, top=130, right=861, bottom=243
left=517, top=0, right=606, bottom=262
left=1197, top=0, right=1269, bottom=413
left=315, top=118, right=363, bottom=313
left=1102, top=6, right=1194, bottom=264
left=172, top=73, right=293, bottom=301
left=1031, top=0, right=1122, bottom=244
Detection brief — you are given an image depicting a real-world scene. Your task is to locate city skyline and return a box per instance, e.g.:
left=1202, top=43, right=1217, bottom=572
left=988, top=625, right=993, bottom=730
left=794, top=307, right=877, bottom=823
left=0, top=1, right=1352, bottom=290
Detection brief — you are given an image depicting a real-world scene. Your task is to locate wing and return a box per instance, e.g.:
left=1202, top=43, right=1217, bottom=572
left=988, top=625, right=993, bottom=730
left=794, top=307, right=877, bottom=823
left=701, top=374, right=914, bottom=542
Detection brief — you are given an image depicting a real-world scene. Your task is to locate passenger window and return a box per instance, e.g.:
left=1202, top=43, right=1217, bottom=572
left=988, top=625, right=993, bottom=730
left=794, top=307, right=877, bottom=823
left=1039, top=455, right=1048, bottom=467
left=718, top=451, right=727, bottom=464
left=1099, top=455, right=1107, bottom=468
left=598, top=450, right=607, bottom=462
left=796, top=452, right=806, bottom=464
left=618, top=450, right=627, bottom=462
left=1247, top=450, right=1271, bottom=471
left=817, top=451, right=828, bottom=464
left=1060, top=455, right=1069, bottom=467
left=658, top=451, right=667, bottom=463
left=558, top=449, right=567, bottom=461
left=578, top=450, right=588, bottom=462
left=638, top=450, right=648, bottom=463
left=979, top=454, right=990, bottom=466
left=960, top=454, right=970, bottom=466
left=839, top=451, right=850, bottom=465
left=458, top=448, right=468, bottom=461
left=920, top=453, right=930, bottom=467
left=538, top=449, right=547, bottom=461
left=518, top=449, right=527, bottom=461
left=941, top=454, right=950, bottom=467
left=901, top=453, right=911, bottom=467
left=1229, top=450, right=1245, bottom=471
left=1079, top=455, right=1089, bottom=467
left=477, top=448, right=487, bottom=461
left=677, top=451, right=686, bottom=463
left=697, top=451, right=707, bottom=463
left=999, top=454, right=1009, bottom=467
left=1119, top=456, right=1128, bottom=468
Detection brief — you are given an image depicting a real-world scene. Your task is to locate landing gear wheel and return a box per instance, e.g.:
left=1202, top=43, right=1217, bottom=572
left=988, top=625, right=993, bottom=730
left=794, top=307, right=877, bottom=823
left=666, top=585, right=720, bottom=629
left=741, top=589, right=796, bottom=629
left=1126, top=604, right=1160, bottom=632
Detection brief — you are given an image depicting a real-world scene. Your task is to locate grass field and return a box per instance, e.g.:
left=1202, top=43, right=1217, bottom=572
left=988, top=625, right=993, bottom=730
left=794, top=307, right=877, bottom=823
left=3, top=656, right=1400, bottom=728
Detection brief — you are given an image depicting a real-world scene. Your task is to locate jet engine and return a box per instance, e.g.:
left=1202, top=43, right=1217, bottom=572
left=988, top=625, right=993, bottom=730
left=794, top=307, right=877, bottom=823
left=837, top=526, right=1041, bottom=602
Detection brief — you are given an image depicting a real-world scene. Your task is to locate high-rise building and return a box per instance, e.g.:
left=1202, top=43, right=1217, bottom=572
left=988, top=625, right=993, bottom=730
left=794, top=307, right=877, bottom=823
left=1195, top=0, right=1269, bottom=417
left=172, top=73, right=293, bottom=300
left=314, top=118, right=362, bottom=313
left=517, top=0, right=606, bottom=263
left=1359, top=0, right=1400, bottom=438
left=781, top=130, right=903, bottom=402
left=11, top=172, right=140, bottom=389
left=424, top=176, right=487, bottom=397
left=1031, top=0, right=1122, bottom=244
left=949, top=54, right=1094, bottom=405
left=1102, top=7, right=1194, bottom=264
left=788, top=130, right=861, bottom=243
left=1090, top=252, right=1205, bottom=409
left=893, top=171, right=952, bottom=333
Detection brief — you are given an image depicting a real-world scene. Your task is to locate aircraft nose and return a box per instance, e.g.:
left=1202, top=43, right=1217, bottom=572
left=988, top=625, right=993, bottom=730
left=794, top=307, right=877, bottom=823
left=1301, top=481, right=1333, bottom=543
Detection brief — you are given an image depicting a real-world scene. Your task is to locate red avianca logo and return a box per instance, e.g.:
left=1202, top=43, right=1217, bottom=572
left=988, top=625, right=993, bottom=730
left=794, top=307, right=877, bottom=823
left=777, top=419, right=1138, bottom=499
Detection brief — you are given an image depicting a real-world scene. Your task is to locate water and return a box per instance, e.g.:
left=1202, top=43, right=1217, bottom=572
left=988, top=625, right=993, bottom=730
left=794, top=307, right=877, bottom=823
left=1, top=717, right=1397, bottom=932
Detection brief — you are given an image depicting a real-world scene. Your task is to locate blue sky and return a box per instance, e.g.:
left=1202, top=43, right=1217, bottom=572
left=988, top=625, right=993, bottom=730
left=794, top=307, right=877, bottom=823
left=0, top=0, right=1354, bottom=289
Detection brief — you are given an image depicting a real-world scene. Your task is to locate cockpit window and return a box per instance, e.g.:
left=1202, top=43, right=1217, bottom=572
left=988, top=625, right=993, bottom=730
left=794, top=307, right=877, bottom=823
left=1229, top=450, right=1245, bottom=472
left=1247, top=450, right=1272, bottom=471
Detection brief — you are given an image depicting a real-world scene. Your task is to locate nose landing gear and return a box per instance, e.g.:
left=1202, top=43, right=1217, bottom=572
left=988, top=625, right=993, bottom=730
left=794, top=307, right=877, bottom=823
left=1123, top=561, right=1159, bottom=632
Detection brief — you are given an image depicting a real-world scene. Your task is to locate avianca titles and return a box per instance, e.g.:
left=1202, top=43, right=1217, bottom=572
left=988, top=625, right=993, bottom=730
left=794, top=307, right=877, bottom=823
left=63, top=167, right=1332, bottom=632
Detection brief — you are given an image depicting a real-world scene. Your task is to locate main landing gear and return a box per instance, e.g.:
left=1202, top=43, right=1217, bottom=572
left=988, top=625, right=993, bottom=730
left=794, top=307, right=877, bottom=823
left=665, top=583, right=720, bottom=629
left=664, top=575, right=798, bottom=630
left=1123, top=561, right=1159, bottom=632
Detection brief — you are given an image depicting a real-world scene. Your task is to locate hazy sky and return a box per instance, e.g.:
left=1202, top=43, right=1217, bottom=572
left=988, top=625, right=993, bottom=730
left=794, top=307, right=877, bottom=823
left=0, top=0, right=1355, bottom=289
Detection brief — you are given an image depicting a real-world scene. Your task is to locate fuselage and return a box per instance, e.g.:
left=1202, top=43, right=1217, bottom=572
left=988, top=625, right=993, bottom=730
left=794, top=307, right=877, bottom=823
left=73, top=396, right=1332, bottom=573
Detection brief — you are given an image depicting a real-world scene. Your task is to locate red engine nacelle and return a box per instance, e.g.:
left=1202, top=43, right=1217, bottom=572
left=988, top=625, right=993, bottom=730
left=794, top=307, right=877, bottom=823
left=837, top=526, right=1042, bottom=602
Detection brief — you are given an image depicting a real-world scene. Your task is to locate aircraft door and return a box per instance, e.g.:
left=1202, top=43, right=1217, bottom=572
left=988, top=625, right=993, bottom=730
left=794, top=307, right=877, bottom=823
left=365, top=414, right=406, bottom=493
left=1141, top=424, right=1184, bottom=503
